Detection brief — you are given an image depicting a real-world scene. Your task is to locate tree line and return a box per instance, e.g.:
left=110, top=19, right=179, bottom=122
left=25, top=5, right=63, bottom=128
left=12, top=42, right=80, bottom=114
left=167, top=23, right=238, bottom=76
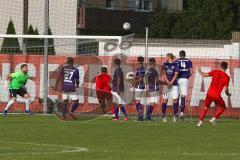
left=0, top=19, right=55, bottom=55
left=149, top=0, right=240, bottom=39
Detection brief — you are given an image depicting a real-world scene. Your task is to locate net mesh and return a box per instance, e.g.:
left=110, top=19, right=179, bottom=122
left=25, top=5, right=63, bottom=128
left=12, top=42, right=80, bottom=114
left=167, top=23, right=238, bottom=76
left=0, top=0, right=239, bottom=120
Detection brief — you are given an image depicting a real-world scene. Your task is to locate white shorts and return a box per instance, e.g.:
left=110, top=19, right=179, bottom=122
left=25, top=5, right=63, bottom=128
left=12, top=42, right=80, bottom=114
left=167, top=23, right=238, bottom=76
left=111, top=91, right=126, bottom=105
left=62, top=92, right=78, bottom=101
left=147, top=91, right=159, bottom=105
left=163, top=86, right=179, bottom=100
left=177, top=78, right=189, bottom=96
left=134, top=88, right=146, bottom=103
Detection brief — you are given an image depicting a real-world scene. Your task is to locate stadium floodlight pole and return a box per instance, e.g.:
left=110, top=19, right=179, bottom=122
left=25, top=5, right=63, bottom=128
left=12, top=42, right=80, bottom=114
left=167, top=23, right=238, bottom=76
left=43, top=0, right=49, bottom=113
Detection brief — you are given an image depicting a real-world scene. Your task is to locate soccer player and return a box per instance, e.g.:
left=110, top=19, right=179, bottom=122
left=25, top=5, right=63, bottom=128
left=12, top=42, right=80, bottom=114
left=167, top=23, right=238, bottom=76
left=3, top=64, right=32, bottom=115
left=112, top=59, right=128, bottom=121
left=132, top=56, right=145, bottom=121
left=176, top=50, right=193, bottom=119
left=162, top=53, right=179, bottom=122
left=94, top=66, right=113, bottom=114
left=146, top=58, right=160, bottom=121
left=197, top=61, right=231, bottom=127
left=55, top=57, right=80, bottom=120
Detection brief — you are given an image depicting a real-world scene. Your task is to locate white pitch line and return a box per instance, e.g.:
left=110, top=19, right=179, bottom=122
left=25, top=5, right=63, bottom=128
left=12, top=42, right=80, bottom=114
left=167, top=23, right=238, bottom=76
left=0, top=141, right=89, bottom=155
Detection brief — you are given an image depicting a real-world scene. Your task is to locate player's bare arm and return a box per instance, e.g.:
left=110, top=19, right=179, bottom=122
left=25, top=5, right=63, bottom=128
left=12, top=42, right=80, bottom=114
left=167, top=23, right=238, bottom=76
left=170, top=72, right=179, bottom=85
left=197, top=67, right=209, bottom=77
left=189, top=68, right=193, bottom=77
left=54, top=70, right=62, bottom=90
left=76, top=79, right=80, bottom=88
left=225, top=86, right=231, bottom=97
left=156, top=78, right=167, bottom=85
left=134, top=76, right=144, bottom=85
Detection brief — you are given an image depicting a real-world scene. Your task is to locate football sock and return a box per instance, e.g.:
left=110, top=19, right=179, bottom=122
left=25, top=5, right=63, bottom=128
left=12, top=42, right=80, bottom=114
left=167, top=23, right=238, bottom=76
left=173, top=103, right=178, bottom=116
left=71, top=103, right=79, bottom=113
left=147, top=105, right=153, bottom=119
left=162, top=103, right=167, bottom=116
left=200, top=107, right=208, bottom=121
left=120, top=106, right=127, bottom=117
left=62, top=103, right=68, bottom=118
left=180, top=97, right=186, bottom=113
left=25, top=98, right=31, bottom=111
left=114, top=106, right=119, bottom=119
left=5, top=99, right=15, bottom=110
left=214, top=107, right=225, bottom=119
left=136, top=103, right=143, bottom=120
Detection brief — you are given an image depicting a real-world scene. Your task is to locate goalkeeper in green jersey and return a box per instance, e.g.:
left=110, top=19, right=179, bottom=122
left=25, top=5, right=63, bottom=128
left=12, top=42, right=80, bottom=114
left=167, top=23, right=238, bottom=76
left=3, top=64, right=32, bottom=115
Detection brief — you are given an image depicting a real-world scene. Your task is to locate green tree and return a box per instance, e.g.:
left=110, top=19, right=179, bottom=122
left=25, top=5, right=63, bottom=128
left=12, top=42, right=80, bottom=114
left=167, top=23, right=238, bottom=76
left=48, top=27, right=55, bottom=55
left=0, top=19, right=21, bottom=54
left=150, top=0, right=239, bottom=39
left=26, top=24, right=38, bottom=54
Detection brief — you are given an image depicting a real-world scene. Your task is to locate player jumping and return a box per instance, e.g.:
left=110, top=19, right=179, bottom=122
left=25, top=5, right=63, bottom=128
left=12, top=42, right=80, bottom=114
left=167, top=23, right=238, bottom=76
left=162, top=53, right=179, bottom=123
left=55, top=57, right=80, bottom=120
left=176, top=50, right=193, bottom=119
left=94, top=67, right=113, bottom=114
left=3, top=64, right=32, bottom=115
left=197, top=61, right=231, bottom=127
left=112, top=59, right=128, bottom=121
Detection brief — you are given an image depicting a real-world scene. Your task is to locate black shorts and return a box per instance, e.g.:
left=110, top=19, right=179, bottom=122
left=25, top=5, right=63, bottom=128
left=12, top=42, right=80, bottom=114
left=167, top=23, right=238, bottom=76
left=9, top=88, right=28, bottom=98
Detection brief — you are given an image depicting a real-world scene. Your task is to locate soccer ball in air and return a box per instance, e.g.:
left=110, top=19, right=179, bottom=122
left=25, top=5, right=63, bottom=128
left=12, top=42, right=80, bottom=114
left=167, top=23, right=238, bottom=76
left=123, top=22, right=131, bottom=30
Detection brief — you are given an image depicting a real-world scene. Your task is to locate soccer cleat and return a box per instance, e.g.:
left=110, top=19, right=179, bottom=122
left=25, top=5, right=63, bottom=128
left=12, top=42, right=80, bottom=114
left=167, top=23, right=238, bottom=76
left=137, top=115, right=144, bottom=121
left=3, top=110, right=8, bottom=116
left=179, top=112, right=184, bottom=120
left=162, top=117, right=167, bottom=123
left=209, top=118, right=216, bottom=126
left=146, top=116, right=153, bottom=121
left=25, top=110, right=33, bottom=115
left=61, top=116, right=66, bottom=121
left=173, top=116, right=177, bottom=123
left=113, top=118, right=119, bottom=121
left=123, top=116, right=129, bottom=121
left=197, top=121, right=203, bottom=127
left=69, top=112, right=77, bottom=120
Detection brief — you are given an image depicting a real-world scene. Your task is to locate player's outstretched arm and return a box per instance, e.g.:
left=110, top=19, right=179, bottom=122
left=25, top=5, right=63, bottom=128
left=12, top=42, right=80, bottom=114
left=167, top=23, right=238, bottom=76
left=197, top=67, right=209, bottom=77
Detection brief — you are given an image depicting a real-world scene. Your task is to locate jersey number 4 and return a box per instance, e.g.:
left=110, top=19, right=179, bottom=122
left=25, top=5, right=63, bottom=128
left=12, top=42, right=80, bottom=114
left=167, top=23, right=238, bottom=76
left=180, top=62, right=186, bottom=69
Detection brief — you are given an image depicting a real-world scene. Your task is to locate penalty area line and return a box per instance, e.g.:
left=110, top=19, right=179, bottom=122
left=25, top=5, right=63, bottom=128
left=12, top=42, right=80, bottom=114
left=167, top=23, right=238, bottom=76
left=0, top=141, right=89, bottom=155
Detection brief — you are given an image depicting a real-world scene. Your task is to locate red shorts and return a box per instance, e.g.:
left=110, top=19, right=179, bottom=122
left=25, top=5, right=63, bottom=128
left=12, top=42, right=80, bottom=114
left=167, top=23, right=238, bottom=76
left=205, top=94, right=226, bottom=108
left=96, top=90, right=112, bottom=103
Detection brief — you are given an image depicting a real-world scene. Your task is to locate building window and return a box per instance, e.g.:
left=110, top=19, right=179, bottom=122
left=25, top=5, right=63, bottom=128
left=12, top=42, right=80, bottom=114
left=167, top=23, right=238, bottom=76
left=129, top=0, right=136, bottom=10
left=106, top=0, right=114, bottom=9
left=137, top=0, right=152, bottom=11
left=79, top=0, right=86, bottom=7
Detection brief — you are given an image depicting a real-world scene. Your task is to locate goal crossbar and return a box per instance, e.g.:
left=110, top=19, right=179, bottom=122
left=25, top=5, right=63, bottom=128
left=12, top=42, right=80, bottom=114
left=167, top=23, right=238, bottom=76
left=0, top=34, right=122, bottom=40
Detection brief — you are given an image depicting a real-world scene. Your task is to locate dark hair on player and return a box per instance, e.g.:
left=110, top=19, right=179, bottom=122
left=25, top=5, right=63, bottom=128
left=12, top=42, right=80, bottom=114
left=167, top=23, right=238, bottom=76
left=179, top=50, right=186, bottom=58
left=21, top=64, right=27, bottom=69
left=149, top=57, right=156, bottom=63
left=137, top=56, right=144, bottom=63
left=67, top=57, right=74, bottom=64
left=114, top=58, right=121, bottom=65
left=101, top=67, right=108, bottom=73
left=166, top=53, right=174, bottom=60
left=221, top=61, right=228, bottom=70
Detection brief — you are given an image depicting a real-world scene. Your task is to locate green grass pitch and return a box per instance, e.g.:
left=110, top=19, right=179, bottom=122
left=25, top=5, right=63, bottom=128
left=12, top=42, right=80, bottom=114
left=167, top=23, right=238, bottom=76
left=0, top=115, right=240, bottom=160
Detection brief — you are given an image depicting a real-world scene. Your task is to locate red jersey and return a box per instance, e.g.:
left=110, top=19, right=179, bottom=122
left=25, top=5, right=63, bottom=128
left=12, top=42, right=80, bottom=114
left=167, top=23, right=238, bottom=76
left=95, top=73, right=111, bottom=93
left=207, top=70, right=230, bottom=98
